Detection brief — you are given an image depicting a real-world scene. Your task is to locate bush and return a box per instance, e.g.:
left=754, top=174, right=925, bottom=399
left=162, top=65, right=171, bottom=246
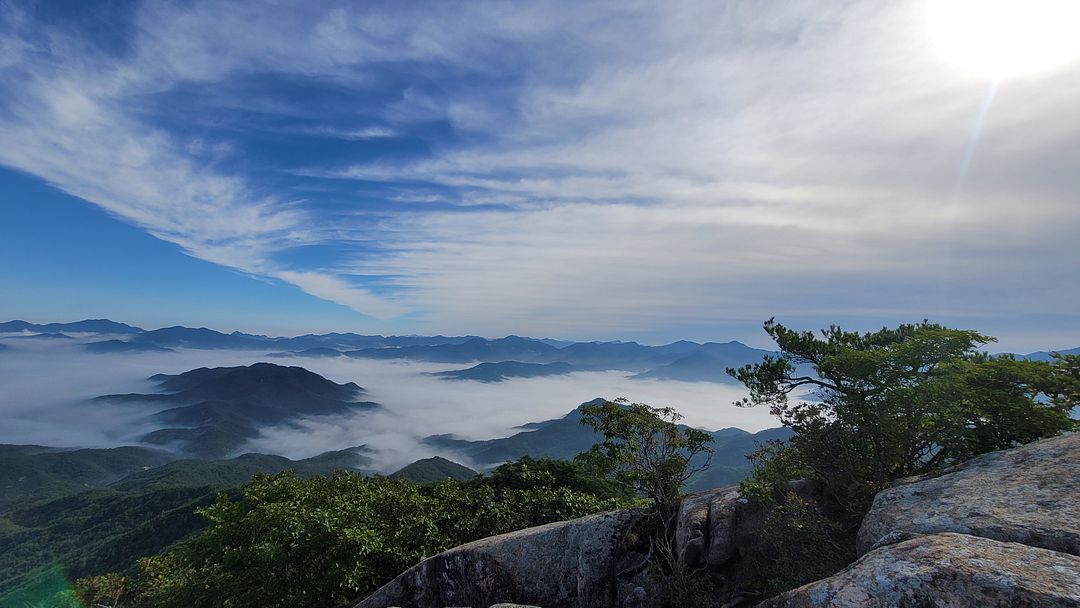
left=79, top=468, right=625, bottom=608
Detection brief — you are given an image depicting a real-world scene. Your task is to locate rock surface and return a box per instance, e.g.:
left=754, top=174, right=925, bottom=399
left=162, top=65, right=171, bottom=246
left=674, top=487, right=742, bottom=570
left=354, top=509, right=652, bottom=608
left=758, top=532, right=1080, bottom=608
left=857, top=433, right=1080, bottom=556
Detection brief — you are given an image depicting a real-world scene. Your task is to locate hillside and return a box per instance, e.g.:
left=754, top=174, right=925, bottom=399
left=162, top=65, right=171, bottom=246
left=631, top=341, right=772, bottom=383
left=0, top=448, right=375, bottom=606
left=0, top=445, right=176, bottom=511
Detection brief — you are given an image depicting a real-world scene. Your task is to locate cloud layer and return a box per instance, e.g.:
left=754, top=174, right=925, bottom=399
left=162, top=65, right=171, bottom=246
left=1, top=1, right=1078, bottom=345
left=0, top=338, right=772, bottom=471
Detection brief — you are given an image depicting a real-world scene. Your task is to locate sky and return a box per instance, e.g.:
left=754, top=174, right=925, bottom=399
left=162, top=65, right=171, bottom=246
left=1, top=0, right=1079, bottom=351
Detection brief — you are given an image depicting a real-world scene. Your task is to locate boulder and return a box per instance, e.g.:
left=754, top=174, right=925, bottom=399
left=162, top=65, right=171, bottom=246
left=674, top=487, right=742, bottom=570
left=758, top=532, right=1080, bottom=607
left=353, top=509, right=654, bottom=608
left=857, top=433, right=1080, bottom=556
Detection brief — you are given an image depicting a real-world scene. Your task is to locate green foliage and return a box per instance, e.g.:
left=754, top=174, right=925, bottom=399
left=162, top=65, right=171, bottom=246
left=72, top=573, right=130, bottom=608
left=93, top=469, right=623, bottom=608
left=0, top=487, right=216, bottom=606
left=0, top=446, right=175, bottom=512
left=728, top=319, right=1078, bottom=510
left=577, top=398, right=714, bottom=513
left=578, top=398, right=714, bottom=582
left=737, top=489, right=850, bottom=598
left=736, top=440, right=811, bottom=503
left=658, top=571, right=716, bottom=608
left=481, top=455, right=632, bottom=499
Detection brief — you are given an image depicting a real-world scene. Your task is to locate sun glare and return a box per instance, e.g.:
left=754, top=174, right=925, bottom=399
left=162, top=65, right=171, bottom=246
left=928, top=0, right=1080, bottom=78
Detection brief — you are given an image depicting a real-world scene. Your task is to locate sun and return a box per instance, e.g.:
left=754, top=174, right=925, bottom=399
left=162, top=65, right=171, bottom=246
left=927, top=0, right=1080, bottom=78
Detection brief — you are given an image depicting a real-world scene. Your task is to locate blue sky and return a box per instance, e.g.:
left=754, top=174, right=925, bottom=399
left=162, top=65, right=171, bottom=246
left=1, top=0, right=1078, bottom=351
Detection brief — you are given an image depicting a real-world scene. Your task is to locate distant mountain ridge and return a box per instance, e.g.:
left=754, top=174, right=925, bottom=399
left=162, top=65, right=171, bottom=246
left=0, top=319, right=144, bottom=334
left=52, top=319, right=780, bottom=382
left=1022, top=346, right=1080, bottom=361
left=431, top=361, right=577, bottom=382
left=8, top=318, right=1079, bottom=385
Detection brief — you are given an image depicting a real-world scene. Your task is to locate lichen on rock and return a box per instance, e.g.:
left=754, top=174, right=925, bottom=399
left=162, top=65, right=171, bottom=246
left=758, top=532, right=1080, bottom=608
left=857, top=433, right=1080, bottom=557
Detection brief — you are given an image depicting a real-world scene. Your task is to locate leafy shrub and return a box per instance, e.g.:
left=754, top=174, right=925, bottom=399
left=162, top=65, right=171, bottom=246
left=74, top=467, right=624, bottom=608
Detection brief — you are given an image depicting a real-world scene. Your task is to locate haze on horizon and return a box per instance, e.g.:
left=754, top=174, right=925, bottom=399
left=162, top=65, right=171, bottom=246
left=2, top=0, right=1079, bottom=352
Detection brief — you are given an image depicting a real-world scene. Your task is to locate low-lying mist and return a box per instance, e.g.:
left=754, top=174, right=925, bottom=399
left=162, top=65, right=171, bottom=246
left=0, top=337, right=778, bottom=471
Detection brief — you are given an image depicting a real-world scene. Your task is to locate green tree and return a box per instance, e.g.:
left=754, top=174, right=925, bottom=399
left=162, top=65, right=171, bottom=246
left=578, top=398, right=714, bottom=572
left=729, top=318, right=1078, bottom=510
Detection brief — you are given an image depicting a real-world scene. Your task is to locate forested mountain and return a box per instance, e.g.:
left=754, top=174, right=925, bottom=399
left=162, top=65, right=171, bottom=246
left=0, top=446, right=175, bottom=510
left=0, top=447, right=377, bottom=606
left=94, top=363, right=377, bottom=458
left=391, top=457, right=478, bottom=483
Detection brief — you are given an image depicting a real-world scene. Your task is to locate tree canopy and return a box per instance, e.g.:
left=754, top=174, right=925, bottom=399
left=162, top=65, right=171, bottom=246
left=729, top=318, right=1078, bottom=509
left=61, top=469, right=627, bottom=608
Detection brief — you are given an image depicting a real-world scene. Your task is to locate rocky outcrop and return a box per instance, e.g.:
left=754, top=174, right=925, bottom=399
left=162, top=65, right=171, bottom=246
left=763, top=432, right=1080, bottom=607
left=357, top=434, right=1080, bottom=608
left=674, top=487, right=742, bottom=570
left=356, top=487, right=745, bottom=608
left=857, top=433, right=1080, bottom=556
left=355, top=509, right=651, bottom=608
left=758, top=532, right=1080, bottom=607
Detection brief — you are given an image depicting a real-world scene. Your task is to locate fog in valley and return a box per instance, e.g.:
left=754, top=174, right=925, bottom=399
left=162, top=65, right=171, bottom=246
left=0, top=334, right=775, bottom=472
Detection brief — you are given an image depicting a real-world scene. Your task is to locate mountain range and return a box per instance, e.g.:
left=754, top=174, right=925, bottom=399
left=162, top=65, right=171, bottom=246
left=0, top=352, right=795, bottom=605
left=1, top=318, right=785, bottom=384
left=0, top=319, right=143, bottom=334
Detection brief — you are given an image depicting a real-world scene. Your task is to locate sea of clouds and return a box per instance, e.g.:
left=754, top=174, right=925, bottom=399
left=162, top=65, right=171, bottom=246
left=0, top=334, right=778, bottom=471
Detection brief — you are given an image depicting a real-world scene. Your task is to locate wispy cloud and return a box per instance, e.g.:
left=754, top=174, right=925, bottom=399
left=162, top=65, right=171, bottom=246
left=1, top=0, right=1078, bottom=342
